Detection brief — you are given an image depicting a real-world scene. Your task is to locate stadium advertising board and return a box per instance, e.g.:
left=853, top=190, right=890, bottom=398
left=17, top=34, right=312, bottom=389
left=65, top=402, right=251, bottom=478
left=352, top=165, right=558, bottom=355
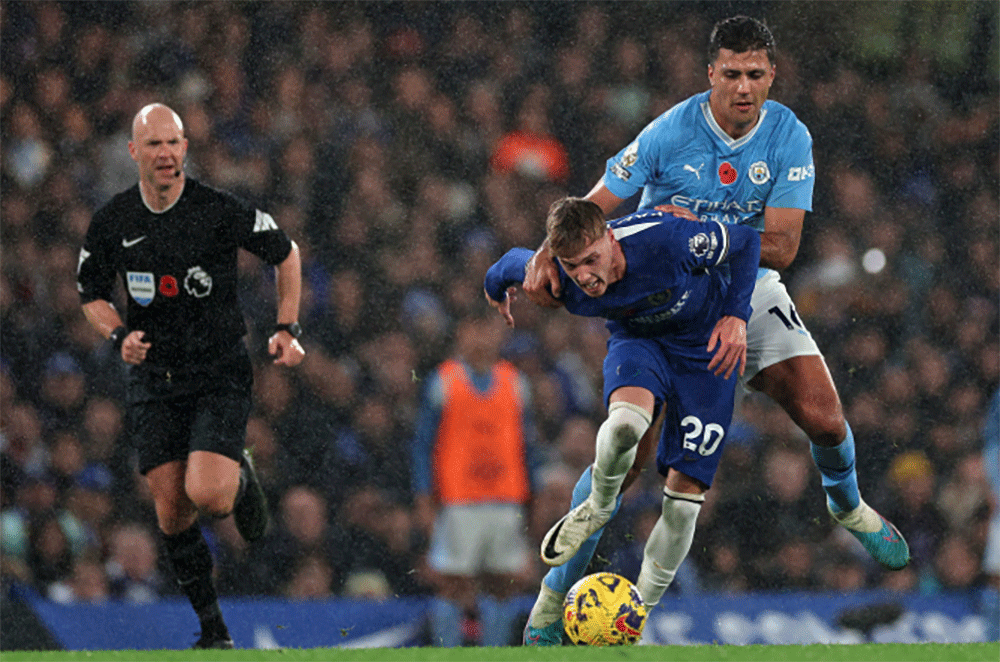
left=13, top=585, right=990, bottom=649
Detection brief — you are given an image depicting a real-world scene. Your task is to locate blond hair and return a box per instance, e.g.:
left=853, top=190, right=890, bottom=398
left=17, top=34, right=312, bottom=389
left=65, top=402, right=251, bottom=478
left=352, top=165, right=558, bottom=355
left=545, top=197, right=607, bottom=257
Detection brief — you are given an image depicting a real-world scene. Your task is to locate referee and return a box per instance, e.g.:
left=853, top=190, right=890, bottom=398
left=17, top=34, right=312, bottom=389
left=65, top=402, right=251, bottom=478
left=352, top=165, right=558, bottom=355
left=77, top=103, right=305, bottom=649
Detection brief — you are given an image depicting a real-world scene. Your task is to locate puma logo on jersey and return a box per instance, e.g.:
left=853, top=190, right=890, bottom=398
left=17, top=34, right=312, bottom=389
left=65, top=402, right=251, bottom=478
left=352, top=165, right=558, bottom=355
left=122, top=236, right=147, bottom=247
left=253, top=210, right=278, bottom=233
left=683, top=163, right=705, bottom=180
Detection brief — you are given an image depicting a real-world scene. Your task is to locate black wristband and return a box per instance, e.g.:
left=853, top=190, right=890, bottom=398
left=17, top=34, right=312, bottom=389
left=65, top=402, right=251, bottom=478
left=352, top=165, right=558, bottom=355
left=272, top=322, right=302, bottom=339
left=109, top=326, right=127, bottom=351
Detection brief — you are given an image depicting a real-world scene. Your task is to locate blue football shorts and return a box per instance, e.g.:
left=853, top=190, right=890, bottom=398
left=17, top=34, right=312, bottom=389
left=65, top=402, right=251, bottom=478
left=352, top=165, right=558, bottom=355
left=602, top=332, right=738, bottom=487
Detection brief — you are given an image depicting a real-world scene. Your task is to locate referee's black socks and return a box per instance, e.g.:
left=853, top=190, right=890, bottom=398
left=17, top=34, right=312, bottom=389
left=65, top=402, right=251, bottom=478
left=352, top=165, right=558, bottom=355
left=163, top=523, right=230, bottom=639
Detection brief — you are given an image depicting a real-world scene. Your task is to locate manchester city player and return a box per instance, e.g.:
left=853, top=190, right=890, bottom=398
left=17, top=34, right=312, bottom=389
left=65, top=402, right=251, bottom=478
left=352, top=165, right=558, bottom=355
left=486, top=197, right=760, bottom=624
left=521, top=16, right=909, bottom=645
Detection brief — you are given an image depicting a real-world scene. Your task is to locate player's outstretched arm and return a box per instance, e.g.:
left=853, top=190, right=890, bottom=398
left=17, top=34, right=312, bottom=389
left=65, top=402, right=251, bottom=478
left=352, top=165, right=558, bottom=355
left=484, top=247, right=537, bottom=327
left=484, top=286, right=518, bottom=327
left=522, top=240, right=563, bottom=309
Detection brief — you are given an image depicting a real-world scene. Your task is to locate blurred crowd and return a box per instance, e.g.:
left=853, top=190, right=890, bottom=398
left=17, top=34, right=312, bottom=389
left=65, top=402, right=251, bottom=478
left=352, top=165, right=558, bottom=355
left=1, top=0, right=997, bottom=611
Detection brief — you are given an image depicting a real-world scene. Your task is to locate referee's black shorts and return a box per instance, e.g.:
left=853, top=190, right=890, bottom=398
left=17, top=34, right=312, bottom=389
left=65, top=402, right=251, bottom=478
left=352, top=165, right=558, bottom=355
left=126, top=348, right=253, bottom=474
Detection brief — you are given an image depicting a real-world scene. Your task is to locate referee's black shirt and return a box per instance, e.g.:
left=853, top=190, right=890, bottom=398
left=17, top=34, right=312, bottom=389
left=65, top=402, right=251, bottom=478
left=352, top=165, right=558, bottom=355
left=78, top=178, right=292, bottom=371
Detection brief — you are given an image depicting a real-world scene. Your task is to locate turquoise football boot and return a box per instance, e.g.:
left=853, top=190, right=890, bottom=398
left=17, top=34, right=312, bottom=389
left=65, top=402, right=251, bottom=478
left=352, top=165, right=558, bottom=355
left=830, top=499, right=910, bottom=570
left=523, top=619, right=564, bottom=646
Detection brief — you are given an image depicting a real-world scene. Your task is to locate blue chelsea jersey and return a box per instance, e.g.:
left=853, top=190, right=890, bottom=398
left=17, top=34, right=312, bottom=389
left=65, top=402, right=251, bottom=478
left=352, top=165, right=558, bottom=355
left=570, top=212, right=756, bottom=350
left=484, top=210, right=760, bottom=357
left=603, top=90, right=813, bottom=277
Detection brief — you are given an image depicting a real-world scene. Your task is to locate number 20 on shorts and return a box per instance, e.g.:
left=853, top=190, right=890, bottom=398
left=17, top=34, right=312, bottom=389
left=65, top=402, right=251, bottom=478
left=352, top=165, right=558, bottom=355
left=681, top=416, right=724, bottom=456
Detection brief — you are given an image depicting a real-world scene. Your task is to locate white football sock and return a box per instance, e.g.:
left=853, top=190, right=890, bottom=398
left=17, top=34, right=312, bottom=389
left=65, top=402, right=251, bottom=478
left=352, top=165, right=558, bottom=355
left=591, top=401, right=651, bottom=510
left=636, top=488, right=704, bottom=608
left=528, top=581, right=566, bottom=628
left=830, top=497, right=882, bottom=533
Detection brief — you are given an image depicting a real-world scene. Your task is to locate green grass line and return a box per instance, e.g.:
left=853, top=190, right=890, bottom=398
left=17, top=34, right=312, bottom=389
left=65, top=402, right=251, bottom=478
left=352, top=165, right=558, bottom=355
left=0, top=643, right=997, bottom=662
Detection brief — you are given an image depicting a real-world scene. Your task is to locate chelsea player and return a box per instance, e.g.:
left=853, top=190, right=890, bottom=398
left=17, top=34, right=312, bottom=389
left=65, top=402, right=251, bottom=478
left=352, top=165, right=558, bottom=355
left=521, top=16, right=909, bottom=645
left=486, top=197, right=760, bottom=628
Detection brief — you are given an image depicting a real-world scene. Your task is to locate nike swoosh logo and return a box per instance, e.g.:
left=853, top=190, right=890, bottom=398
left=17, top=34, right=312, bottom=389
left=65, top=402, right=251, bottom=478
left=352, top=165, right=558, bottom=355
left=541, top=518, right=567, bottom=561
left=122, top=236, right=147, bottom=247
left=881, top=519, right=901, bottom=543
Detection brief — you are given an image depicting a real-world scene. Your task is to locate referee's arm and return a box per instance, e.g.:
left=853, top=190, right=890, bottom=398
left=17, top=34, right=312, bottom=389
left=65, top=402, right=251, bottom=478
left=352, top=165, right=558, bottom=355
left=82, top=299, right=150, bottom=364
left=81, top=299, right=124, bottom=341
left=268, top=241, right=305, bottom=366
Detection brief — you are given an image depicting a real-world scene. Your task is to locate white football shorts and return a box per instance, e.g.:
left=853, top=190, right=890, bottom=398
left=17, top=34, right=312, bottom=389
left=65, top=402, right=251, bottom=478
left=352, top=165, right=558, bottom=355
left=743, top=270, right=822, bottom=387
left=428, top=503, right=529, bottom=576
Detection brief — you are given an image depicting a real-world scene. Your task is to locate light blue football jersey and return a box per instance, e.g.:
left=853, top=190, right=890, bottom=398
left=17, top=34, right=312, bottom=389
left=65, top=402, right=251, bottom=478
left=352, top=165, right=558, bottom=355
left=603, top=90, right=814, bottom=279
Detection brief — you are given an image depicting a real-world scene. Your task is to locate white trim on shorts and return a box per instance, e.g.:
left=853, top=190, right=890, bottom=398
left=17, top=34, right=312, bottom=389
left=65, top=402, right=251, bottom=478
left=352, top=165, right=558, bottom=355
left=742, top=270, right=822, bottom=387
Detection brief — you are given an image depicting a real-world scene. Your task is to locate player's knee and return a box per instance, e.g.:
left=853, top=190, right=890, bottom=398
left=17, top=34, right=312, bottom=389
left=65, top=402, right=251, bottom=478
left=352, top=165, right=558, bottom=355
left=154, top=501, right=197, bottom=536
left=185, top=479, right=236, bottom=517
left=602, top=402, right=652, bottom=453
left=797, top=401, right=846, bottom=447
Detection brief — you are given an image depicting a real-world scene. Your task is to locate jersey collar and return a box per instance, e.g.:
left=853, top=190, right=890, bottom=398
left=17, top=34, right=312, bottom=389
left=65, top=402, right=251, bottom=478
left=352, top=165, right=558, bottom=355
left=700, top=100, right=767, bottom=150
left=139, top=179, right=186, bottom=214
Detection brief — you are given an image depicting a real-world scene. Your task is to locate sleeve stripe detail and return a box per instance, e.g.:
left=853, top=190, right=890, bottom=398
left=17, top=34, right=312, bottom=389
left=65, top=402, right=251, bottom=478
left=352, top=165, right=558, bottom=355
left=712, top=220, right=730, bottom=265
left=612, top=221, right=662, bottom=241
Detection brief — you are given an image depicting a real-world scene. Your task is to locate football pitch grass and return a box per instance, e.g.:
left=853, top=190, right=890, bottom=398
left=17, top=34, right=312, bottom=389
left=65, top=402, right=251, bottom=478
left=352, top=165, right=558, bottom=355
left=1, top=643, right=998, bottom=662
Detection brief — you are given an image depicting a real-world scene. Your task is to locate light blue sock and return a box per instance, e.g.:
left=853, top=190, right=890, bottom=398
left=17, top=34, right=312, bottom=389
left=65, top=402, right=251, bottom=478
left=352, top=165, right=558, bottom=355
left=477, top=594, right=516, bottom=646
left=810, top=422, right=861, bottom=513
left=429, top=596, right=463, bottom=647
left=543, top=465, right=623, bottom=595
